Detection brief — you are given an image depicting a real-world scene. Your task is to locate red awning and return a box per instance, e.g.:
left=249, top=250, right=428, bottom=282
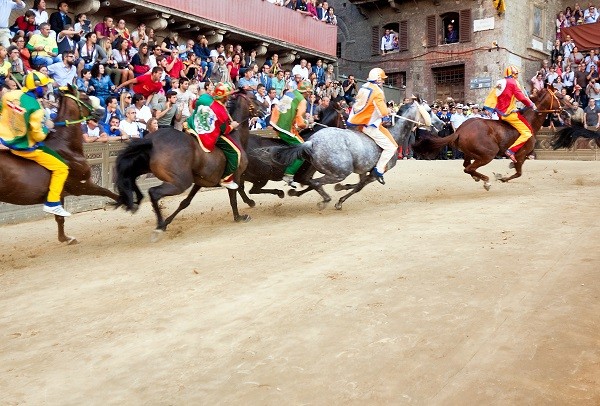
left=562, top=23, right=600, bottom=51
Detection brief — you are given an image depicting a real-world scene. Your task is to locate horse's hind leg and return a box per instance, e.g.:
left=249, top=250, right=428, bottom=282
left=334, top=182, right=359, bottom=192
left=148, top=182, right=189, bottom=234
left=464, top=159, right=492, bottom=190
left=462, top=158, right=480, bottom=182
left=309, top=173, right=346, bottom=210
left=75, top=179, right=120, bottom=202
left=162, top=184, right=202, bottom=228
left=335, top=174, right=375, bottom=210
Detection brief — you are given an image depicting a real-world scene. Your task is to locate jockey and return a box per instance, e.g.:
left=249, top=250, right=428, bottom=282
left=347, top=67, right=396, bottom=184
left=484, top=65, right=537, bottom=163
left=0, top=71, right=71, bottom=217
left=270, top=80, right=312, bottom=188
left=184, top=82, right=241, bottom=189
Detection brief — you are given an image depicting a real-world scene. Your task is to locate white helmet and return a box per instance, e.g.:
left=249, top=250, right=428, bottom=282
left=367, top=67, right=387, bottom=82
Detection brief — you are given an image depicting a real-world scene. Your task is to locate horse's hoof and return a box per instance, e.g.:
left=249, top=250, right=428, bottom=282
left=334, top=183, right=344, bottom=191
left=235, top=214, right=251, bottom=223
left=277, top=190, right=285, bottom=199
left=334, top=202, right=343, bottom=210
left=150, top=229, right=164, bottom=243
left=317, top=201, right=329, bottom=210
left=484, top=182, right=491, bottom=191
left=246, top=200, right=256, bottom=208
left=67, top=236, right=78, bottom=245
left=288, top=189, right=298, bottom=197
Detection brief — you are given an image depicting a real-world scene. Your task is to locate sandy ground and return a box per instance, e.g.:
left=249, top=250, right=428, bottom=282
left=1, top=159, right=599, bottom=405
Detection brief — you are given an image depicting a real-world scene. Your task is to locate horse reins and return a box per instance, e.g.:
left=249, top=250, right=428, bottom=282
left=534, top=90, right=563, bottom=114
left=54, top=90, right=96, bottom=127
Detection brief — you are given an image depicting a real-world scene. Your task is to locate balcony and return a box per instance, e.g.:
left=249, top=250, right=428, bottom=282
left=109, top=0, right=337, bottom=60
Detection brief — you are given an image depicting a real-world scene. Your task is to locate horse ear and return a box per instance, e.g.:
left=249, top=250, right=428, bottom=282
left=547, top=83, right=556, bottom=92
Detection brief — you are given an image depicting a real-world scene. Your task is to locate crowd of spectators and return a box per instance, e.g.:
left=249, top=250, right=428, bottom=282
left=0, top=0, right=348, bottom=143
left=263, top=0, right=337, bottom=25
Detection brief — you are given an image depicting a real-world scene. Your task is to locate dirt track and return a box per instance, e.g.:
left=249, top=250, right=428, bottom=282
left=1, top=159, right=599, bottom=405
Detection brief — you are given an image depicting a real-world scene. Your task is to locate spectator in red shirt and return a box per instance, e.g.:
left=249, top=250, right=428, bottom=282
left=10, top=10, right=37, bottom=40
left=116, top=67, right=164, bottom=104
left=165, top=52, right=185, bottom=81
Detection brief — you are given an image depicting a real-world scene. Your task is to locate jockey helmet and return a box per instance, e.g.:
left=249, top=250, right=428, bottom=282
left=197, top=93, right=214, bottom=107
left=367, top=67, right=387, bottom=82
left=297, top=80, right=313, bottom=93
left=504, top=65, right=520, bottom=77
left=213, top=82, right=234, bottom=100
left=23, top=70, right=54, bottom=94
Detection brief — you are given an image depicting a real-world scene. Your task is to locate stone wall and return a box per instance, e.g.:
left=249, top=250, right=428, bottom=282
left=334, top=0, right=565, bottom=104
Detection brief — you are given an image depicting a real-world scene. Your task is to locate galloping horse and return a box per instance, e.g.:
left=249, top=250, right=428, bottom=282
left=552, top=126, right=600, bottom=149
left=0, top=85, right=116, bottom=244
left=267, top=101, right=443, bottom=210
left=413, top=87, right=569, bottom=190
left=237, top=102, right=345, bottom=207
left=114, top=90, right=262, bottom=240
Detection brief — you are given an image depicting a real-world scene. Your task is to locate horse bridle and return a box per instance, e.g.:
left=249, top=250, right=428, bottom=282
left=535, top=89, right=564, bottom=114
left=54, top=88, right=96, bottom=127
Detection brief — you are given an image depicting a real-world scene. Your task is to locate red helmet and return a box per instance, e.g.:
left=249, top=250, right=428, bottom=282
left=213, top=82, right=233, bottom=100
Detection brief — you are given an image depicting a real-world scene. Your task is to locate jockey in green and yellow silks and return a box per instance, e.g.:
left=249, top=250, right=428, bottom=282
left=0, top=71, right=71, bottom=217
left=484, top=65, right=537, bottom=163
left=270, top=80, right=312, bottom=188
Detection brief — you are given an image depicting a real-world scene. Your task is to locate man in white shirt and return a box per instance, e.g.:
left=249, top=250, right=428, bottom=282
left=174, top=78, right=194, bottom=130
left=291, top=59, right=309, bottom=80
left=380, top=29, right=396, bottom=55
left=450, top=104, right=468, bottom=131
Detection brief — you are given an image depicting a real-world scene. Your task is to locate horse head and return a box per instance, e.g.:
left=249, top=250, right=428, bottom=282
left=530, top=86, right=572, bottom=125
left=228, top=90, right=264, bottom=125
left=56, top=84, right=105, bottom=125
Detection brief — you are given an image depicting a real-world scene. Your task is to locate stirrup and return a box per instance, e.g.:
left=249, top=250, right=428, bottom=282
left=505, top=149, right=517, bottom=163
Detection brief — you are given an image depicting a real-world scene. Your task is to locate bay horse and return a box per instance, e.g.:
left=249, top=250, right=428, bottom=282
left=266, top=101, right=443, bottom=210
left=114, top=90, right=262, bottom=241
left=413, top=87, right=570, bottom=190
left=237, top=102, right=346, bottom=207
left=0, top=85, right=116, bottom=244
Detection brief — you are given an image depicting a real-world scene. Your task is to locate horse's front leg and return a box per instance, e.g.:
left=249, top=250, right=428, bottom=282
left=237, top=179, right=256, bottom=207
left=496, top=159, right=524, bottom=183
left=72, top=179, right=120, bottom=202
left=228, top=188, right=251, bottom=223
left=55, top=198, right=77, bottom=244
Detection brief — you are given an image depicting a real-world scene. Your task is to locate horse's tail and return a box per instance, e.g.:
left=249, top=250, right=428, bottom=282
left=552, top=126, right=600, bottom=149
left=115, top=138, right=153, bottom=211
left=268, top=141, right=313, bottom=166
left=412, top=131, right=460, bottom=157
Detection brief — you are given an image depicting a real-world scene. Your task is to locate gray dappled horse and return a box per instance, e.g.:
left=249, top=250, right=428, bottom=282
left=268, top=101, right=444, bottom=210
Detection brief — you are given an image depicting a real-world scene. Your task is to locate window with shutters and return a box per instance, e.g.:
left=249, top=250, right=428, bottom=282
left=371, top=25, right=380, bottom=56
left=381, top=23, right=400, bottom=54
left=427, top=10, right=472, bottom=47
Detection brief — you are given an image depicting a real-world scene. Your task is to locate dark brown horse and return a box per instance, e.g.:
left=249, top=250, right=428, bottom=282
left=413, top=88, right=570, bottom=190
left=237, top=102, right=346, bottom=207
left=114, top=90, right=262, bottom=241
left=0, top=85, right=117, bottom=244
left=552, top=126, right=600, bottom=149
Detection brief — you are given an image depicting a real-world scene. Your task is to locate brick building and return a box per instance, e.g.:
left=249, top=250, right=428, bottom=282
left=334, top=0, right=564, bottom=104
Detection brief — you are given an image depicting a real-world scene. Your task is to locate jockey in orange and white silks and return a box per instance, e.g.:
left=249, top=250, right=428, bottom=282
left=347, top=67, right=396, bottom=184
left=484, top=65, right=537, bottom=162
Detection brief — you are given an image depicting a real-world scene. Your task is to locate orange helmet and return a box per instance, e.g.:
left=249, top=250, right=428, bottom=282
left=213, top=82, right=233, bottom=100
left=504, top=65, right=520, bottom=77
